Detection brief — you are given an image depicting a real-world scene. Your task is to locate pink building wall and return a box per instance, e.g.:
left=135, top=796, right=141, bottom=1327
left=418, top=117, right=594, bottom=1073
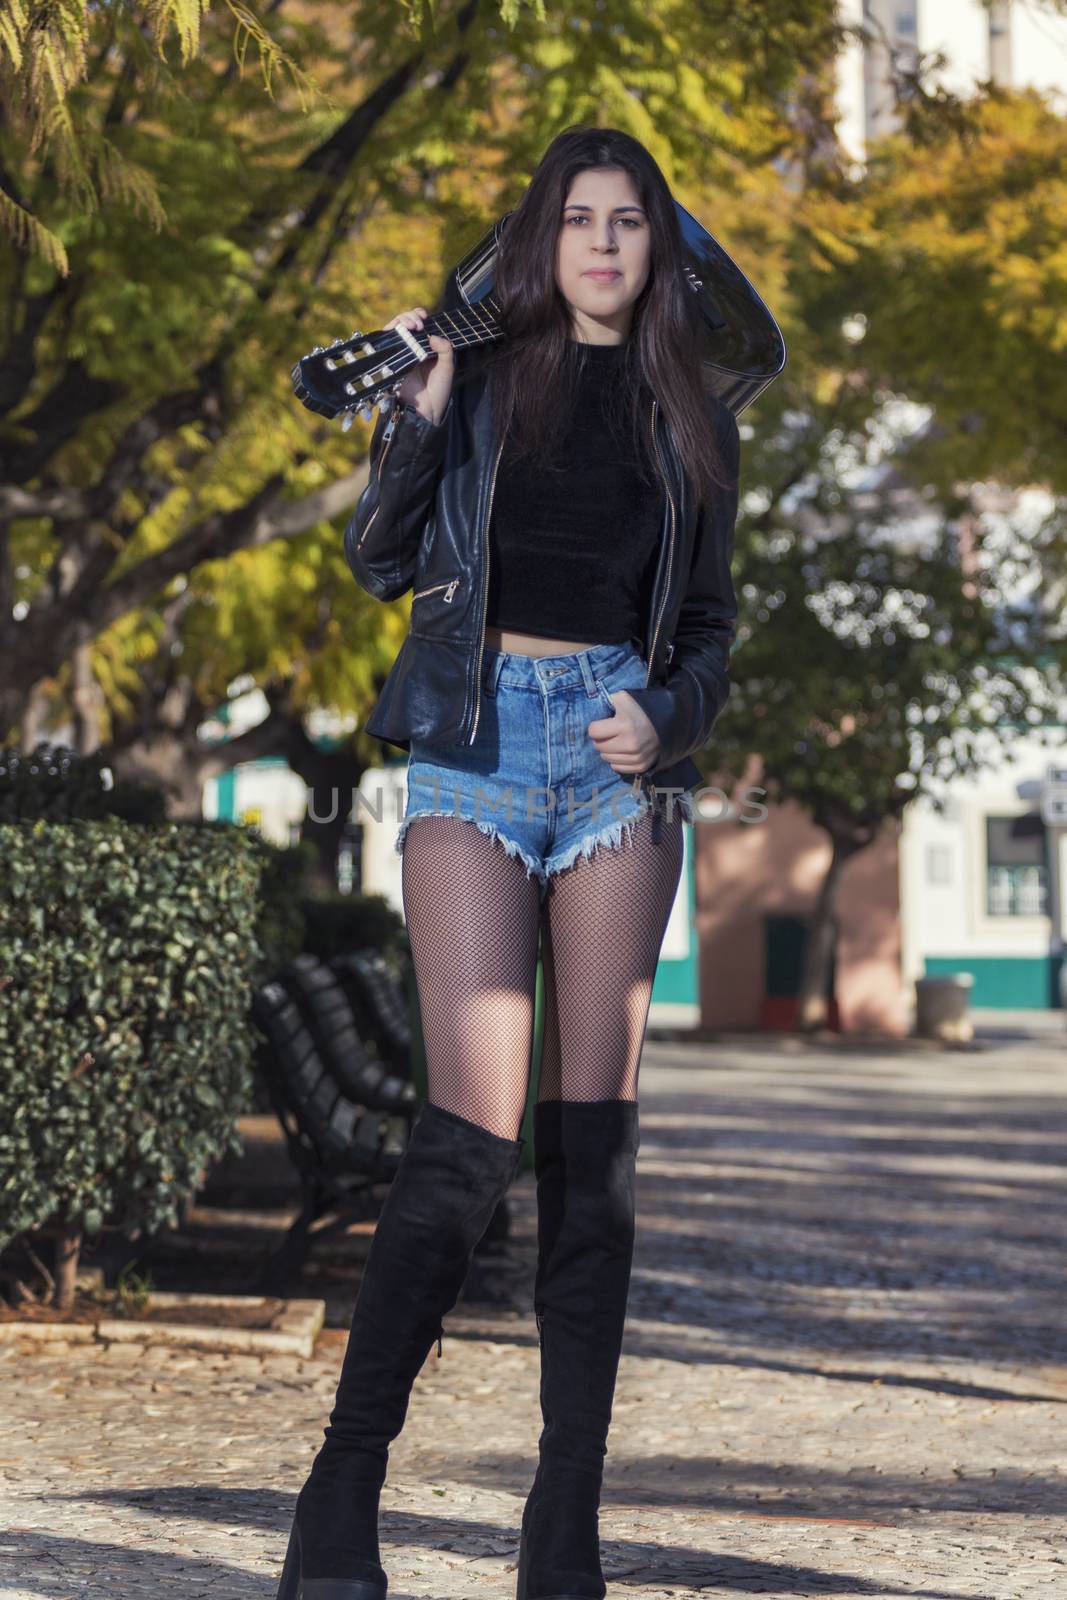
left=691, top=785, right=907, bottom=1037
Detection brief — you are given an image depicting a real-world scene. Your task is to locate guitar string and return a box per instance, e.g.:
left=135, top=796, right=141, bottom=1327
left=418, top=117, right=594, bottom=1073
left=318, top=299, right=505, bottom=404
left=344, top=299, right=505, bottom=412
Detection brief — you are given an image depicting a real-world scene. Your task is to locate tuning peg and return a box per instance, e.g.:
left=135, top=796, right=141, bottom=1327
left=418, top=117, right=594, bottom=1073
left=341, top=411, right=355, bottom=432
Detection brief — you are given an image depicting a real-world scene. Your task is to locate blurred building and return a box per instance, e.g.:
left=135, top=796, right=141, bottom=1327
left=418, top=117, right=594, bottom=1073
left=900, top=749, right=1067, bottom=1009
left=201, top=688, right=307, bottom=846
left=835, top=0, right=1067, bottom=163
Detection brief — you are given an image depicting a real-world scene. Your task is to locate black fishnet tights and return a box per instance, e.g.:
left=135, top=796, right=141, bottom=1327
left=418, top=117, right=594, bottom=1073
left=400, top=808, right=684, bottom=1140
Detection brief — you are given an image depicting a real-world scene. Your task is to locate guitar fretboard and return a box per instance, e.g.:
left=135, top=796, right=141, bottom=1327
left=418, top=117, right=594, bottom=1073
left=420, top=295, right=503, bottom=351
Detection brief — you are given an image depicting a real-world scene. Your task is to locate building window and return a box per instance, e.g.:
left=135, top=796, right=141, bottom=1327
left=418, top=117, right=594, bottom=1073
left=985, top=814, right=1047, bottom=917
left=925, top=843, right=952, bottom=885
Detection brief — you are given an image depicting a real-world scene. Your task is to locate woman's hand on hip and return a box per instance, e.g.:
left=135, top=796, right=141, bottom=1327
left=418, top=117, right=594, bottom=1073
left=588, top=691, right=661, bottom=775
left=384, top=307, right=454, bottom=426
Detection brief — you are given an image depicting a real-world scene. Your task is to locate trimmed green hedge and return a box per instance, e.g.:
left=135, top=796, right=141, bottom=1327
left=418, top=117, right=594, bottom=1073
left=298, top=891, right=409, bottom=977
left=0, top=819, right=261, bottom=1248
left=251, top=834, right=313, bottom=989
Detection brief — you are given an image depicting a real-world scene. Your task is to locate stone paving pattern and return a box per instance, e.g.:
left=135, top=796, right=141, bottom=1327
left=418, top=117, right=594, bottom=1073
left=1, top=1029, right=1065, bottom=1598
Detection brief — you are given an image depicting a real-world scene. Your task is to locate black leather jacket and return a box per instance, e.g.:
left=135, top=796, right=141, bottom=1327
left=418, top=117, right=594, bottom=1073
left=343, top=357, right=740, bottom=797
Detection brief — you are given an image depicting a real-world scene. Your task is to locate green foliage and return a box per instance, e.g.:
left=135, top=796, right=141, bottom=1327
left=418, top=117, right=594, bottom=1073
left=298, top=891, right=409, bottom=980
left=0, top=818, right=262, bottom=1250
left=110, top=1259, right=154, bottom=1317
left=698, top=81, right=1067, bottom=845
left=0, top=0, right=325, bottom=274
left=249, top=835, right=316, bottom=987
left=707, top=402, right=1065, bottom=841
left=796, top=89, right=1067, bottom=497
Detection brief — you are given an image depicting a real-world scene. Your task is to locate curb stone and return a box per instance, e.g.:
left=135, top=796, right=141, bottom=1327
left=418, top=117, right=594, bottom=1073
left=0, top=1292, right=325, bottom=1358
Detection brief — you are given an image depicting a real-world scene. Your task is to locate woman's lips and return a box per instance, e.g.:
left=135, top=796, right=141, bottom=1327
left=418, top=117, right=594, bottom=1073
left=584, top=270, right=621, bottom=281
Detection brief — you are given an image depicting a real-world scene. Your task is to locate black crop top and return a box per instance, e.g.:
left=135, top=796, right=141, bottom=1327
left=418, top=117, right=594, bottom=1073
left=485, top=340, right=664, bottom=647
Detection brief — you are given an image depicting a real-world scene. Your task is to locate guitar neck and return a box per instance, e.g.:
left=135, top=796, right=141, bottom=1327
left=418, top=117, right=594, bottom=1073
left=423, top=296, right=503, bottom=352
left=290, top=295, right=507, bottom=425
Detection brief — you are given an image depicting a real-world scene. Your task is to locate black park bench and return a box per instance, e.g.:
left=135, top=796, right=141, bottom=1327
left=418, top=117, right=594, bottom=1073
left=250, top=951, right=514, bottom=1297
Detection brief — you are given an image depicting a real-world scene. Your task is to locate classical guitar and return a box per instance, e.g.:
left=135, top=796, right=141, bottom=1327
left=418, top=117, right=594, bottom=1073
left=291, top=295, right=507, bottom=432
left=290, top=200, right=786, bottom=426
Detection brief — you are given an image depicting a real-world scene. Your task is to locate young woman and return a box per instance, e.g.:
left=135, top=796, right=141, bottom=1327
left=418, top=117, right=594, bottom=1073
left=278, top=125, right=740, bottom=1600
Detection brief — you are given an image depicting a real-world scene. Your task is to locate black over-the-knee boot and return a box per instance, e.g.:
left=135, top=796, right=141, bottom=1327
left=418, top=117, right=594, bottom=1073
left=277, top=1100, right=525, bottom=1599
left=518, top=1097, right=640, bottom=1600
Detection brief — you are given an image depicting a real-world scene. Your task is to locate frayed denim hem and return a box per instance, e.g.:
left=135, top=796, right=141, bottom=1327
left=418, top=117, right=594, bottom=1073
left=674, top=788, right=699, bottom=825
left=395, top=810, right=548, bottom=888
left=542, top=798, right=646, bottom=880
left=542, top=786, right=696, bottom=882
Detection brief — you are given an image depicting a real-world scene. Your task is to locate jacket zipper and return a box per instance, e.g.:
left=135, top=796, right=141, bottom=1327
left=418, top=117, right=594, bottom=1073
left=647, top=398, right=676, bottom=689
left=637, top=397, right=678, bottom=806
left=468, top=430, right=506, bottom=744
left=356, top=406, right=400, bottom=549
left=412, top=578, right=460, bottom=603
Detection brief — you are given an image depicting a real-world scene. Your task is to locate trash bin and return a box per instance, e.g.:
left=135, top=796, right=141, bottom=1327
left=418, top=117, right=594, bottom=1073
left=914, top=973, right=974, bottom=1042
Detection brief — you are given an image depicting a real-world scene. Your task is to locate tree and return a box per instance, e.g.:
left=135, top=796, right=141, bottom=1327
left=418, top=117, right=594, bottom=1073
left=719, top=435, right=1061, bottom=1026
left=1, top=0, right=844, bottom=864
left=0, top=0, right=327, bottom=275
left=703, top=80, right=1067, bottom=1027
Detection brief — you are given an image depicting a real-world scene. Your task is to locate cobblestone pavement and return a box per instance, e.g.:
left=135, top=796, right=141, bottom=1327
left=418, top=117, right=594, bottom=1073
left=2, top=1030, right=1065, bottom=1599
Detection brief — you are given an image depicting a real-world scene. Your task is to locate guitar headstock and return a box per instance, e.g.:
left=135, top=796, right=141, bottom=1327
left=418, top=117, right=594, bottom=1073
left=292, top=300, right=503, bottom=428
left=290, top=326, right=429, bottom=429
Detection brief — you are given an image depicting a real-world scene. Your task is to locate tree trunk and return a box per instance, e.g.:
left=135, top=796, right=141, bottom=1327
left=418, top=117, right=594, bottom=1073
left=70, top=640, right=104, bottom=755
left=292, top=742, right=365, bottom=890
left=796, top=807, right=884, bottom=1032
left=18, top=681, right=54, bottom=749
left=796, top=835, right=848, bottom=1031
left=53, top=1220, right=82, bottom=1314
left=112, top=725, right=234, bottom=818
left=107, top=679, right=293, bottom=817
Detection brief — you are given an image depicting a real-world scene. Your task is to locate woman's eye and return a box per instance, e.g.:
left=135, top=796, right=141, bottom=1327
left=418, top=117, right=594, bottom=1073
left=564, top=216, right=640, bottom=227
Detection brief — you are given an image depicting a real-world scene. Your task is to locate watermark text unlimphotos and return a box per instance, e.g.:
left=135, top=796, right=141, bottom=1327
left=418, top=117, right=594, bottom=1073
left=307, top=779, right=769, bottom=826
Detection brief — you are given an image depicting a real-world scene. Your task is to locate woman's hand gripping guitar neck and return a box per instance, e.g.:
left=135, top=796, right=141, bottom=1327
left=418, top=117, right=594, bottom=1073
left=384, top=307, right=455, bottom=426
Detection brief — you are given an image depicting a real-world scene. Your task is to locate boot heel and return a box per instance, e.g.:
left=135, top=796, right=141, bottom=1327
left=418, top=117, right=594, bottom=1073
left=277, top=1521, right=301, bottom=1599
left=517, top=1520, right=591, bottom=1600
left=516, top=1524, right=528, bottom=1600
left=302, top=1580, right=388, bottom=1598
left=277, top=1519, right=388, bottom=1600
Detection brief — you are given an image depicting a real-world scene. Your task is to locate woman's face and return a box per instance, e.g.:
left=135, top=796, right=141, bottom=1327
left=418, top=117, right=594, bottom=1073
left=555, top=166, right=652, bottom=345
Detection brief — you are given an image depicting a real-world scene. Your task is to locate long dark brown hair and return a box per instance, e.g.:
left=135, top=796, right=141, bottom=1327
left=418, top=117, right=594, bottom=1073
left=473, top=125, right=731, bottom=505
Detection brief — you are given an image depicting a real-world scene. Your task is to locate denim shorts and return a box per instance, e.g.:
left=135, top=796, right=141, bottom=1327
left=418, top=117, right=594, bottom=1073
left=396, top=639, right=695, bottom=898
